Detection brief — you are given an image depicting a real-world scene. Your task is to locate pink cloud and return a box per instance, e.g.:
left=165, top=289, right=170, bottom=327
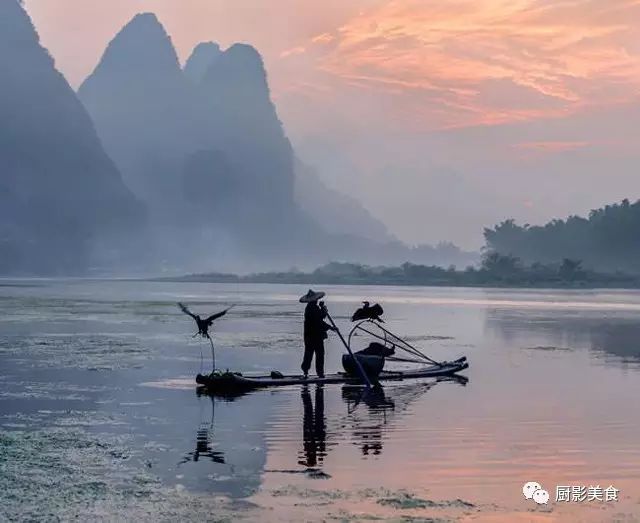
left=301, top=0, right=640, bottom=130
left=280, top=46, right=306, bottom=58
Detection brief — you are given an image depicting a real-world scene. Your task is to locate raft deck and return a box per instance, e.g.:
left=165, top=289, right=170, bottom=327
left=196, top=357, right=468, bottom=393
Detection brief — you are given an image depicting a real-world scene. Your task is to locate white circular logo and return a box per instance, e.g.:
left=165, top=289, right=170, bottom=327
left=522, top=481, right=542, bottom=500
left=532, top=489, right=550, bottom=505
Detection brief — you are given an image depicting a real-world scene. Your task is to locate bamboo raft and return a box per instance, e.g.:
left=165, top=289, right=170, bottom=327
left=196, top=356, right=468, bottom=393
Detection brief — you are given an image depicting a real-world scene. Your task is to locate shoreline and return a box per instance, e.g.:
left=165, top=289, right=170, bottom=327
left=150, top=275, right=640, bottom=291
left=3, top=275, right=640, bottom=291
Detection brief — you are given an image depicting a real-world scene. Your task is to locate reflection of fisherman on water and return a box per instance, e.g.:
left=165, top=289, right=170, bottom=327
left=296, top=383, right=439, bottom=468
left=299, top=289, right=336, bottom=379
left=295, top=382, right=445, bottom=467
left=298, top=385, right=327, bottom=468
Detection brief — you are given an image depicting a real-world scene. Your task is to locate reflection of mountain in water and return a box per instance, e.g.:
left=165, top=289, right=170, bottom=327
left=487, top=309, right=640, bottom=366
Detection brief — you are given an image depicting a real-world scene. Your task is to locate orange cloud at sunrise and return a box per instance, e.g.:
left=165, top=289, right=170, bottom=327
left=295, top=0, right=640, bottom=130
left=25, top=0, right=640, bottom=133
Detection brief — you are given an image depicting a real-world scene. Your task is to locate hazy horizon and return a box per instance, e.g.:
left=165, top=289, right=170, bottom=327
left=24, top=0, right=640, bottom=249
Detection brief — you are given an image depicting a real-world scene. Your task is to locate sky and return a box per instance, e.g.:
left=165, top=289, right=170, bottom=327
left=24, top=0, right=640, bottom=249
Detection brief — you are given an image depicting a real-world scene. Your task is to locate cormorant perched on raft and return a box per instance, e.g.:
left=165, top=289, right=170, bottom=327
left=178, top=302, right=233, bottom=339
left=351, top=302, right=384, bottom=322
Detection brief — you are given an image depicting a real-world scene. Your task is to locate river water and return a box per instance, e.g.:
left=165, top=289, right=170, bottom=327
left=1, top=280, right=639, bottom=522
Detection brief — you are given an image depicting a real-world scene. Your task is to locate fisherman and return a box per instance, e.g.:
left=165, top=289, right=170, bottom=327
left=299, top=289, right=335, bottom=379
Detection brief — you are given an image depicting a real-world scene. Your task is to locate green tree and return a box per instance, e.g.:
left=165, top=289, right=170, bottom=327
left=481, top=251, right=522, bottom=278
left=559, top=258, right=584, bottom=281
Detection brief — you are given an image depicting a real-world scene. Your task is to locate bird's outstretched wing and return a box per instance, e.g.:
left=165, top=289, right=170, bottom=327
left=351, top=302, right=384, bottom=322
left=178, top=302, right=197, bottom=320
left=351, top=307, right=368, bottom=322
left=205, top=305, right=235, bottom=325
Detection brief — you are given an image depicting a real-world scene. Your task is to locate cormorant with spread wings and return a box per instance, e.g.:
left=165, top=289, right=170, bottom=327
left=351, top=302, right=384, bottom=322
left=178, top=302, right=232, bottom=339
left=178, top=302, right=235, bottom=372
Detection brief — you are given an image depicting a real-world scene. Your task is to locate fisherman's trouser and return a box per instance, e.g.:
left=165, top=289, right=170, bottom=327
left=301, top=337, right=325, bottom=376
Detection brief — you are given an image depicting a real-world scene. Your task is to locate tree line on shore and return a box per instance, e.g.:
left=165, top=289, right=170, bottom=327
left=170, top=254, right=640, bottom=288
left=484, top=199, right=640, bottom=274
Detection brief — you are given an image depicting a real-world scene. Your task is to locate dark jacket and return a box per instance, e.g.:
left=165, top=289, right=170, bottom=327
left=304, top=302, right=332, bottom=342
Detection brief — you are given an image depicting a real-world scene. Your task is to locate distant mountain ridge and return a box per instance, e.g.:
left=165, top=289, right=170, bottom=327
left=77, top=12, right=418, bottom=269
left=0, top=6, right=478, bottom=275
left=0, top=0, right=144, bottom=275
left=79, top=13, right=201, bottom=220
left=199, top=43, right=295, bottom=210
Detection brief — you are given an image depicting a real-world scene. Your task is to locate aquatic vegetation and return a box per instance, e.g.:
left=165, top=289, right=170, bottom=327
left=377, top=493, right=474, bottom=510
left=270, top=485, right=352, bottom=499
left=264, top=468, right=332, bottom=479
left=0, top=334, right=148, bottom=370
left=524, top=345, right=573, bottom=352
left=0, top=428, right=250, bottom=521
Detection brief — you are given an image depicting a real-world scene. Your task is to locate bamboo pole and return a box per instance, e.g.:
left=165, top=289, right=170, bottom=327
left=326, top=312, right=372, bottom=390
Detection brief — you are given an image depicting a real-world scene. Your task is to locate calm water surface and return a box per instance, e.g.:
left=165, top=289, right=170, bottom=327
left=1, top=281, right=640, bottom=522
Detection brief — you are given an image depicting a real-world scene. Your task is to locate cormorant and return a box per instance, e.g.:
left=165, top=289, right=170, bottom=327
left=178, top=302, right=234, bottom=372
left=351, top=302, right=384, bottom=322
left=178, top=302, right=231, bottom=339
